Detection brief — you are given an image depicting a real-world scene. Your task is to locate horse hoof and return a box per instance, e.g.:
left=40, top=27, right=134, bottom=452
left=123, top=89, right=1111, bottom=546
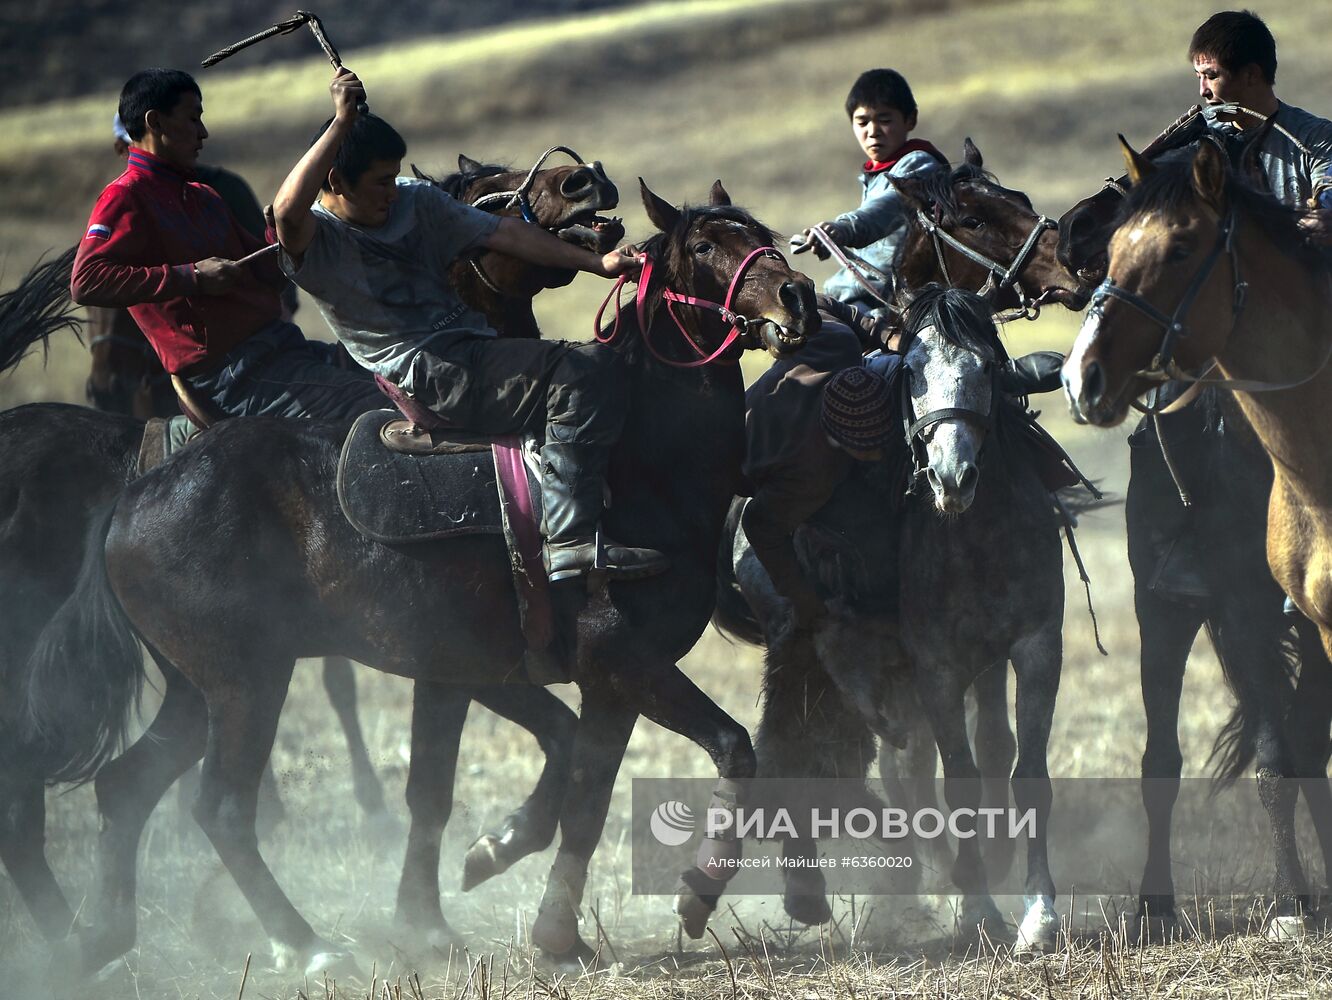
left=956, top=896, right=1009, bottom=946
left=1267, top=915, right=1307, bottom=941
left=782, top=869, right=832, bottom=926
left=532, top=902, right=579, bottom=955
left=463, top=833, right=509, bottom=891
left=541, top=933, right=597, bottom=972
left=674, top=883, right=717, bottom=940
left=308, top=950, right=362, bottom=979
left=783, top=891, right=832, bottom=926
left=1014, top=896, right=1058, bottom=954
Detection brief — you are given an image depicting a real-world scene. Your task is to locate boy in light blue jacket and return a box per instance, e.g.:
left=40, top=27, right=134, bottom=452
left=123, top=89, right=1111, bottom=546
left=794, top=69, right=949, bottom=321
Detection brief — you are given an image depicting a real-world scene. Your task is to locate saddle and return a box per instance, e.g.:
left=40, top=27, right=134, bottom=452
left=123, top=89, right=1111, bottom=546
left=337, top=402, right=564, bottom=683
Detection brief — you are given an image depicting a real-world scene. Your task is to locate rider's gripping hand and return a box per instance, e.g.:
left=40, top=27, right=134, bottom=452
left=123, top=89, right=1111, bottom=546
left=790, top=222, right=845, bottom=260
left=193, top=257, right=242, bottom=294
left=601, top=244, right=645, bottom=281
left=331, top=67, right=366, bottom=123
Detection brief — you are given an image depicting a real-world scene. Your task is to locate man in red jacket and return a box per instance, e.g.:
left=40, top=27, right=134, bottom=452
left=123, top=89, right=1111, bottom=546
left=71, top=68, right=383, bottom=420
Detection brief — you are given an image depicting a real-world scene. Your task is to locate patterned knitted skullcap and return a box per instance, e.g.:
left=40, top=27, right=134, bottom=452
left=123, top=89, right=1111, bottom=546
left=821, top=366, right=894, bottom=452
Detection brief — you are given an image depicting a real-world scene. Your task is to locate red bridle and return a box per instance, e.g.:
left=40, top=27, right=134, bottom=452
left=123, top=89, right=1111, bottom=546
left=594, top=246, right=784, bottom=368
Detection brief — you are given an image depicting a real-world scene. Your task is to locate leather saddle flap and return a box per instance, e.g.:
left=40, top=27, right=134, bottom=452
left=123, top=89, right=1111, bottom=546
left=337, top=409, right=542, bottom=545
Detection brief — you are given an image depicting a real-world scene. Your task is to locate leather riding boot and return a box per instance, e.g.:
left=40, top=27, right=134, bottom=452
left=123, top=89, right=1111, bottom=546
left=539, top=442, right=670, bottom=583
left=1147, top=528, right=1211, bottom=607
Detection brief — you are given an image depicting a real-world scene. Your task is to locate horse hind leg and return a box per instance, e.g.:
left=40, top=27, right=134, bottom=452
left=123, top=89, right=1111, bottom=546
left=0, top=767, right=74, bottom=942
left=57, top=658, right=208, bottom=977
left=1290, top=618, right=1332, bottom=916
left=321, top=656, right=392, bottom=832
left=461, top=684, right=577, bottom=891
left=189, top=656, right=352, bottom=977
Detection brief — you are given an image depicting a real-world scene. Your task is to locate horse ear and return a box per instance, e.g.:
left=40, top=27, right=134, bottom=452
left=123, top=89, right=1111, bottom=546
left=962, top=138, right=983, bottom=169
left=411, top=163, right=428, bottom=181
left=640, top=178, right=681, bottom=232
left=1118, top=134, right=1155, bottom=187
left=458, top=154, right=483, bottom=174
left=887, top=173, right=930, bottom=209
left=1191, top=138, right=1229, bottom=208
left=709, top=180, right=732, bottom=207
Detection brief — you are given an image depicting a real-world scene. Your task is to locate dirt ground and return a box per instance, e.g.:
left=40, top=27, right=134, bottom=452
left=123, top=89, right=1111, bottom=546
left=3, top=0, right=1332, bottom=996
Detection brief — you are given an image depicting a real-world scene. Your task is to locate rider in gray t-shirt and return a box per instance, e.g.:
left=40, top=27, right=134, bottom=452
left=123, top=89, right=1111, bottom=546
left=275, top=67, right=668, bottom=584
left=288, top=179, right=501, bottom=393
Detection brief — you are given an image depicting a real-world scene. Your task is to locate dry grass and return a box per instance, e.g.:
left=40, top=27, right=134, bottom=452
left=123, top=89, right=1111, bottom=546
left=4, top=0, right=1332, bottom=996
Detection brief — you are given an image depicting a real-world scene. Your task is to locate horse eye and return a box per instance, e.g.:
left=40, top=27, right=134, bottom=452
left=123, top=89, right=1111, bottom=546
left=693, top=241, right=713, bottom=256
left=961, top=216, right=984, bottom=230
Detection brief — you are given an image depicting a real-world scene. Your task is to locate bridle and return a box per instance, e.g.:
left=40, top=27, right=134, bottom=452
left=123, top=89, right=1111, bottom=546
left=914, top=207, right=1058, bottom=322
left=899, top=327, right=996, bottom=489
left=1092, top=204, right=1247, bottom=392
left=465, top=145, right=596, bottom=295
left=594, top=245, right=794, bottom=368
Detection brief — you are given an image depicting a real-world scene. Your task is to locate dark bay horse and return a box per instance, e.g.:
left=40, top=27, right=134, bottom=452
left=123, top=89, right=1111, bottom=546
left=23, top=180, right=817, bottom=973
left=1059, top=134, right=1332, bottom=936
left=0, top=155, right=626, bottom=949
left=1063, top=139, right=1332, bottom=937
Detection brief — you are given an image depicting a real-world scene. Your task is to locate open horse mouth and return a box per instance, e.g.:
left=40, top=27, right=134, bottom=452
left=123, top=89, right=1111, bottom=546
left=555, top=210, right=625, bottom=253
left=1034, top=284, right=1092, bottom=311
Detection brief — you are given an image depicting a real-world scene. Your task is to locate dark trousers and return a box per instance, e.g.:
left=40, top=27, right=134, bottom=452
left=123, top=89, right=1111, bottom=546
left=187, top=321, right=387, bottom=421
left=407, top=336, right=628, bottom=448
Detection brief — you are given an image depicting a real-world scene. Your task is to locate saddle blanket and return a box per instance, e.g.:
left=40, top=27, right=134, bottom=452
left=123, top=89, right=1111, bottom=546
left=336, top=409, right=542, bottom=545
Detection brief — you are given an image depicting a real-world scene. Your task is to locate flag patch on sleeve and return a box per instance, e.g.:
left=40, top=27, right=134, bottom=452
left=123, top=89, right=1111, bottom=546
left=86, top=223, right=111, bottom=240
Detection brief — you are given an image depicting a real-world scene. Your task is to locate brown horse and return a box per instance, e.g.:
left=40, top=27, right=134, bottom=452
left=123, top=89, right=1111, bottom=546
left=1063, top=138, right=1332, bottom=934
left=24, top=180, right=816, bottom=975
left=0, top=154, right=621, bottom=950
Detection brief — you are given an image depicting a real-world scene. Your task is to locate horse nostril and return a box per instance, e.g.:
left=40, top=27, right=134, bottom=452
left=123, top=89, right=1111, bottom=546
left=778, top=280, right=804, bottom=316
left=1084, top=360, right=1105, bottom=406
left=560, top=168, right=595, bottom=199
left=958, top=464, right=978, bottom=493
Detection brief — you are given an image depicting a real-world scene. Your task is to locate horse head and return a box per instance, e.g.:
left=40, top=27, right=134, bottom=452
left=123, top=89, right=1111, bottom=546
left=416, top=150, right=625, bottom=305
left=1062, top=138, right=1278, bottom=427
left=628, top=179, right=818, bottom=362
left=900, top=285, right=1005, bottom=514
left=893, top=140, right=1090, bottom=314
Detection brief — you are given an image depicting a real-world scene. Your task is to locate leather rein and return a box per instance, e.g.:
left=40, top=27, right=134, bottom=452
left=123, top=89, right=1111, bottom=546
left=593, top=245, right=786, bottom=368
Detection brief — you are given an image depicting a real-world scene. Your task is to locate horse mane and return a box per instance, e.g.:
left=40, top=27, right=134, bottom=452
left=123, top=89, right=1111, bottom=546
left=899, top=284, right=1009, bottom=364
left=1118, top=156, right=1331, bottom=276
left=414, top=161, right=510, bottom=200
left=0, top=245, right=82, bottom=372
left=912, top=162, right=1031, bottom=222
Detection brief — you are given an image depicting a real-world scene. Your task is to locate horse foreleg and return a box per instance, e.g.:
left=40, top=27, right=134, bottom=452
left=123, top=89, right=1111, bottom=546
left=1009, top=626, right=1061, bottom=954
left=321, top=656, right=391, bottom=827
left=393, top=680, right=468, bottom=950
left=529, top=686, right=637, bottom=967
left=462, top=684, right=577, bottom=891
left=1136, top=591, right=1202, bottom=932
left=913, top=663, right=999, bottom=943
left=972, top=660, right=1016, bottom=881
left=66, top=660, right=207, bottom=976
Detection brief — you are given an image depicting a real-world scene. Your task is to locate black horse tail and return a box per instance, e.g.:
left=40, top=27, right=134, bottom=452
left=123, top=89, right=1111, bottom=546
left=711, top=497, right=765, bottom=646
left=0, top=245, right=82, bottom=375
left=22, top=502, right=144, bottom=786
left=1205, top=618, right=1299, bottom=789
